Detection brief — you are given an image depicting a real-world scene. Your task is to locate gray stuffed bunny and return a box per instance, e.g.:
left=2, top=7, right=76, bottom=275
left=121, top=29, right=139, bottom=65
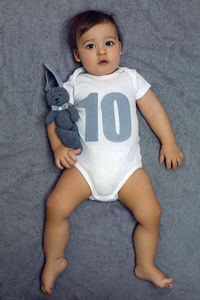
left=44, top=64, right=82, bottom=152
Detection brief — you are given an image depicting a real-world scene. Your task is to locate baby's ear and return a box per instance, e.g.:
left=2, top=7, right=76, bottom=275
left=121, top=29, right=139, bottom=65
left=44, top=63, right=63, bottom=92
left=119, top=42, right=122, bottom=55
left=73, top=49, right=81, bottom=62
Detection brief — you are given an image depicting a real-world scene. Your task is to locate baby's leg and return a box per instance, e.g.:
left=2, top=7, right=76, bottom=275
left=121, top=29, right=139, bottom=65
left=118, top=168, right=173, bottom=288
left=41, top=167, right=91, bottom=295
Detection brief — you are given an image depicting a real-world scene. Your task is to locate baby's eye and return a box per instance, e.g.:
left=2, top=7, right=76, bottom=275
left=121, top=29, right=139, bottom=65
left=86, top=44, right=96, bottom=49
left=105, top=41, right=114, bottom=46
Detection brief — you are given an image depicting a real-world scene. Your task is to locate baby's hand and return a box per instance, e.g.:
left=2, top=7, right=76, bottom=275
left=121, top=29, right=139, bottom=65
left=159, top=143, right=184, bottom=171
left=54, top=145, right=81, bottom=170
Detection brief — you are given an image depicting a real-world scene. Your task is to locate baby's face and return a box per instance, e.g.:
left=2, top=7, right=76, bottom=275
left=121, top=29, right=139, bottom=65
left=73, top=22, right=122, bottom=76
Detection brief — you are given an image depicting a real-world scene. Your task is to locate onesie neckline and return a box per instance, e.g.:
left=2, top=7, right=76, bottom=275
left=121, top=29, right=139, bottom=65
left=83, top=67, right=123, bottom=80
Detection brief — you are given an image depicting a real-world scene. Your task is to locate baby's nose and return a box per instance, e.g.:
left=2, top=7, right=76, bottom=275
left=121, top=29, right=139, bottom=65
left=97, top=47, right=106, bottom=56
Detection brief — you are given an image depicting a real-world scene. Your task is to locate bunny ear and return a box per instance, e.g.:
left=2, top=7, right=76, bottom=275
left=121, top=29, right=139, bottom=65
left=44, top=63, right=63, bottom=91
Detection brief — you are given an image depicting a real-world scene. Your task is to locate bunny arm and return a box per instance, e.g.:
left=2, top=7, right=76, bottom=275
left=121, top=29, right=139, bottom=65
left=68, top=106, right=80, bottom=123
left=56, top=127, right=82, bottom=150
left=45, top=110, right=58, bottom=125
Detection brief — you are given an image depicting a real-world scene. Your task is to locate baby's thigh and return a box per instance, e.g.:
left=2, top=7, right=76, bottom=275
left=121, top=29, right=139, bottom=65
left=118, top=168, right=161, bottom=223
left=47, top=167, right=91, bottom=217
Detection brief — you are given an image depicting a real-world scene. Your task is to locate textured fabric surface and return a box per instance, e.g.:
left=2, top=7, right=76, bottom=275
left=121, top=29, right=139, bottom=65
left=0, top=1, right=200, bottom=299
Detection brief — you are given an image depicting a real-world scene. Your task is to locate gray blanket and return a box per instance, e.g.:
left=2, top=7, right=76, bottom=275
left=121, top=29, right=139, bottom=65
left=1, top=1, right=200, bottom=299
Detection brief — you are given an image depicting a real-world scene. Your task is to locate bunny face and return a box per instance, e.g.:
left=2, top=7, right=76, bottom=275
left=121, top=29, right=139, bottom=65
left=47, top=87, right=70, bottom=106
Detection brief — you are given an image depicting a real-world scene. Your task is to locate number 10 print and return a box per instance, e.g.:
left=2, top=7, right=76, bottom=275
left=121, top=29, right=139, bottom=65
left=78, top=92, right=132, bottom=142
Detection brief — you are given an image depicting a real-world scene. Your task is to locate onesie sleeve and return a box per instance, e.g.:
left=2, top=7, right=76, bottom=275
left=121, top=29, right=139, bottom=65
left=135, top=71, right=151, bottom=100
left=63, top=67, right=84, bottom=105
left=128, top=69, right=151, bottom=100
left=63, top=80, right=75, bottom=105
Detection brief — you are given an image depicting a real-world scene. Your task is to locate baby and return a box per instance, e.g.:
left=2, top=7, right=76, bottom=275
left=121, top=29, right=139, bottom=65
left=41, top=10, right=183, bottom=294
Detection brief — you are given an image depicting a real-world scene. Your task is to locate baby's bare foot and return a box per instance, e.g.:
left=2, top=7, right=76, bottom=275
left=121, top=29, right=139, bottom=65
left=134, top=264, right=173, bottom=288
left=41, top=257, right=67, bottom=294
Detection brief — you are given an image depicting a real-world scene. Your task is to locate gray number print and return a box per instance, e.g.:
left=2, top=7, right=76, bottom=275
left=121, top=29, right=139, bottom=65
left=78, top=92, right=131, bottom=142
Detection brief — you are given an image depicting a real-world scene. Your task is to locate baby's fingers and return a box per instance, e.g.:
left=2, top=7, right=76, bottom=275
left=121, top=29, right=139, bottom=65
left=62, top=149, right=81, bottom=168
left=179, top=151, right=184, bottom=160
left=177, top=158, right=182, bottom=166
left=55, top=158, right=64, bottom=170
left=54, top=148, right=81, bottom=170
left=55, top=155, right=75, bottom=169
left=177, top=154, right=184, bottom=167
left=159, top=152, right=165, bottom=165
left=62, top=155, right=77, bottom=168
left=74, top=148, right=81, bottom=155
left=172, top=158, right=178, bottom=170
left=68, top=150, right=79, bottom=164
left=170, top=154, right=184, bottom=170
left=166, top=158, right=172, bottom=171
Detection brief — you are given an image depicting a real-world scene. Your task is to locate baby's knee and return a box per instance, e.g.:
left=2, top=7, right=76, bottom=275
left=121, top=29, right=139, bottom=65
left=149, top=205, right=161, bottom=228
left=46, top=194, right=71, bottom=219
left=141, top=204, right=162, bottom=228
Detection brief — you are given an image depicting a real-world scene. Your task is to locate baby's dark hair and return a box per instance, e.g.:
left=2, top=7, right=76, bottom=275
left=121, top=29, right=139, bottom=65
left=67, top=10, right=123, bottom=52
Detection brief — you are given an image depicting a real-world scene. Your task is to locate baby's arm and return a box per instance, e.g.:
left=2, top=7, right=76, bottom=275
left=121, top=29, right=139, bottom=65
left=47, top=121, right=81, bottom=170
left=137, top=89, right=184, bottom=170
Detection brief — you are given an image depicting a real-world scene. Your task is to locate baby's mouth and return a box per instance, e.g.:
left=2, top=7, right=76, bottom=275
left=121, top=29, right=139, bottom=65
left=98, top=60, right=109, bottom=65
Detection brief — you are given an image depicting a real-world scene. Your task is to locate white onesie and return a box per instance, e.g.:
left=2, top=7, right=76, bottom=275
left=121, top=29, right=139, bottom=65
left=64, top=67, right=151, bottom=201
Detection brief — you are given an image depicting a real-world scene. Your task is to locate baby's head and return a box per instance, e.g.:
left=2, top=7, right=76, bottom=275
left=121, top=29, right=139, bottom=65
left=68, top=10, right=123, bottom=76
